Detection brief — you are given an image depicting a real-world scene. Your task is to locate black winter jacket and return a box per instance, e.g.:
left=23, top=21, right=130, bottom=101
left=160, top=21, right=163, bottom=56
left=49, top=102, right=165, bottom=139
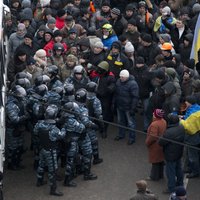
left=159, top=123, right=185, bottom=161
left=115, top=75, right=139, bottom=111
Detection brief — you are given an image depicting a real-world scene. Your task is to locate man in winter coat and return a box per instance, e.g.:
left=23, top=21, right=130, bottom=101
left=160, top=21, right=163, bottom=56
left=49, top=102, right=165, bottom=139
left=114, top=69, right=139, bottom=144
left=159, top=114, right=185, bottom=193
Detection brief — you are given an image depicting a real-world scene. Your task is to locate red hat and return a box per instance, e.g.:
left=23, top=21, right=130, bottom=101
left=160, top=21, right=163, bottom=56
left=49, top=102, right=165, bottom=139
left=153, top=109, right=165, bottom=118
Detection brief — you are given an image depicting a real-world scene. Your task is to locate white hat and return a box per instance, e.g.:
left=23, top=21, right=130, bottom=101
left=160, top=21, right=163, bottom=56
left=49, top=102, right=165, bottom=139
left=119, top=70, right=129, bottom=77
left=35, top=49, right=46, bottom=57
left=162, top=6, right=171, bottom=16
left=125, top=42, right=134, bottom=53
left=40, top=0, right=50, bottom=7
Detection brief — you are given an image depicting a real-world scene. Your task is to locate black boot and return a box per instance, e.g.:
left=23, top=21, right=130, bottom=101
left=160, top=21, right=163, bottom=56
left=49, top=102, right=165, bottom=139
left=84, top=170, right=97, bottom=181
left=50, top=186, right=63, bottom=196
left=93, top=154, right=103, bottom=165
left=63, top=175, right=77, bottom=187
left=36, top=178, right=47, bottom=187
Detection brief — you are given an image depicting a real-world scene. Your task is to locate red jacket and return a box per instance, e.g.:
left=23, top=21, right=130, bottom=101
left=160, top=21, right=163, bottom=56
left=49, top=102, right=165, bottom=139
left=43, top=40, right=68, bottom=57
left=55, top=17, right=65, bottom=30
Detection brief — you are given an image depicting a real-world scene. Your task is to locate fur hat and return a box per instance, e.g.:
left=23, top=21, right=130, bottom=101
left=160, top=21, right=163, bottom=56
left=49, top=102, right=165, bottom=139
left=94, top=41, right=104, bottom=49
left=35, top=49, right=46, bottom=57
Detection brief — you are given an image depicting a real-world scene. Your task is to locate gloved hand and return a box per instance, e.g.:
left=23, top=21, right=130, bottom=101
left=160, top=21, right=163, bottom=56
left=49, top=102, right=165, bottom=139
left=19, top=115, right=28, bottom=122
left=90, top=123, right=99, bottom=130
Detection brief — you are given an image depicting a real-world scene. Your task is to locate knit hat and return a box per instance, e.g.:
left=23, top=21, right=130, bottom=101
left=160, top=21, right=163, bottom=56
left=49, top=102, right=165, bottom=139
left=136, top=180, right=147, bottom=191
left=160, top=33, right=171, bottom=42
left=43, top=8, right=52, bottom=16
left=159, top=0, right=168, bottom=8
left=136, top=56, right=145, bottom=64
left=125, top=42, right=134, bottom=53
left=138, top=1, right=146, bottom=8
left=27, top=56, right=36, bottom=65
left=53, top=30, right=62, bottom=37
left=35, top=49, right=46, bottom=57
left=185, top=95, right=197, bottom=105
left=57, top=9, right=66, bottom=17
left=94, top=41, right=104, bottom=49
left=22, top=0, right=31, bottom=8
left=153, top=109, right=165, bottom=118
left=98, top=61, right=109, bottom=71
left=102, top=1, right=110, bottom=7
left=192, top=3, right=200, bottom=14
left=128, top=18, right=137, bottom=26
left=17, top=23, right=25, bottom=30
left=175, top=186, right=187, bottom=197
left=155, top=69, right=165, bottom=80
left=47, top=17, right=56, bottom=24
left=69, top=28, right=77, bottom=34
left=45, top=29, right=54, bottom=37
left=111, top=8, right=121, bottom=16
left=38, top=25, right=46, bottom=32
left=119, top=69, right=129, bottom=78
left=24, top=33, right=33, bottom=40
left=65, top=15, right=73, bottom=21
left=112, top=41, right=121, bottom=50
left=142, top=33, right=152, bottom=43
left=126, top=3, right=136, bottom=11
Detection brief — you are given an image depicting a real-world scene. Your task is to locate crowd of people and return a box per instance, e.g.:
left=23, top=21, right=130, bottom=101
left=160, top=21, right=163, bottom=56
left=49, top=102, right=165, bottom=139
left=4, top=0, right=200, bottom=199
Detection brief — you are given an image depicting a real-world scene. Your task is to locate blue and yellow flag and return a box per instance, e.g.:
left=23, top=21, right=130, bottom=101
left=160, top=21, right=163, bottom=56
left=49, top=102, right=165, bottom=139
left=190, top=13, right=200, bottom=64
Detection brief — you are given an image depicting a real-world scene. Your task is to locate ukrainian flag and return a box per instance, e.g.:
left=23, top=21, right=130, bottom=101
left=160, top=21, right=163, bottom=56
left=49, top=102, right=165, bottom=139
left=190, top=13, right=200, bottom=64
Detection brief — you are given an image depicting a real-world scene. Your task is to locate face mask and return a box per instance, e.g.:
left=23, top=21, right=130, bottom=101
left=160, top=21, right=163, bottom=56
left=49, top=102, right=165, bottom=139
left=103, top=35, right=108, bottom=39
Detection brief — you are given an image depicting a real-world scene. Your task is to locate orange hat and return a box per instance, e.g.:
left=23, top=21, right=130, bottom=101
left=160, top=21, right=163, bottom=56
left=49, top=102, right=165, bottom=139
left=161, top=42, right=172, bottom=51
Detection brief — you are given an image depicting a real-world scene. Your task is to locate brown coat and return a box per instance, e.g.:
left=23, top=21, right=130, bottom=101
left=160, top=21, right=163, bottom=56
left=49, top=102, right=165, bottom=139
left=145, top=118, right=167, bottom=163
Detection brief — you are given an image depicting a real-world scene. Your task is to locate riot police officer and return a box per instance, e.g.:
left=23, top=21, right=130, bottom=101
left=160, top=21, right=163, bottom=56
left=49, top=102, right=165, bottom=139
left=47, top=65, right=63, bottom=90
left=75, top=88, right=98, bottom=180
left=86, top=82, right=103, bottom=164
left=34, top=104, right=66, bottom=196
left=62, top=102, right=85, bottom=187
left=6, top=85, right=30, bottom=170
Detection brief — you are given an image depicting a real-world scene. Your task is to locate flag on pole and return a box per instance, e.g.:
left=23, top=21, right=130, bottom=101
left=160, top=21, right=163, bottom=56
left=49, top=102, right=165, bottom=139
left=190, top=13, right=200, bottom=64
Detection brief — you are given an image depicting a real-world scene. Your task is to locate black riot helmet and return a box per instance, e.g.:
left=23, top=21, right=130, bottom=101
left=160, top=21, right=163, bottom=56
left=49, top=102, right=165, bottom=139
left=15, top=78, right=31, bottom=89
left=45, top=104, right=59, bottom=119
left=53, top=42, right=64, bottom=52
left=86, top=82, right=97, bottom=93
left=64, top=83, right=75, bottom=96
left=34, top=75, right=50, bottom=86
left=52, top=86, right=63, bottom=96
left=15, top=71, right=32, bottom=81
left=35, top=84, right=48, bottom=96
left=63, top=101, right=79, bottom=117
left=47, top=65, right=59, bottom=76
left=12, top=85, right=27, bottom=98
left=73, top=65, right=84, bottom=75
left=75, top=88, right=87, bottom=103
